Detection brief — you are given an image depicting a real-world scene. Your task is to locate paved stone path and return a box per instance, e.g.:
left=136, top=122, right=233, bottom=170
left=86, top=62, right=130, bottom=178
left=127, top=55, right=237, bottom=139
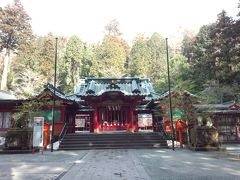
left=61, top=150, right=150, bottom=180
left=135, top=149, right=240, bottom=180
left=0, top=147, right=240, bottom=180
left=0, top=151, right=87, bottom=180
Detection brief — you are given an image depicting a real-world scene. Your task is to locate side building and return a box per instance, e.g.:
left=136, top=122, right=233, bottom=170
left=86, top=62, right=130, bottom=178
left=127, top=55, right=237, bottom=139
left=0, top=90, right=21, bottom=135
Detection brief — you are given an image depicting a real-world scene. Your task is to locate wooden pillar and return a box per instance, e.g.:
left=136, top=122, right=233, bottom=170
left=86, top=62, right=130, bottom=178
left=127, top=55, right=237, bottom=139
left=89, top=112, right=94, bottom=133
left=178, top=129, right=183, bottom=147
left=134, top=112, right=138, bottom=132
left=177, top=120, right=184, bottom=148
left=94, top=108, right=99, bottom=133
left=130, top=107, right=134, bottom=132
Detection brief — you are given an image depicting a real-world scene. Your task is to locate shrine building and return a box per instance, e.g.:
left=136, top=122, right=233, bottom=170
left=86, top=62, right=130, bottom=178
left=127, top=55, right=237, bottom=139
left=67, top=77, right=160, bottom=133
left=1, top=77, right=239, bottom=145
left=18, top=77, right=161, bottom=135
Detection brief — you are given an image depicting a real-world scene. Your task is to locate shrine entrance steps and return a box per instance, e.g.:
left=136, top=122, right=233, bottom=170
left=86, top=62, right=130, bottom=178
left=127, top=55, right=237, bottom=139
left=58, top=132, right=169, bottom=150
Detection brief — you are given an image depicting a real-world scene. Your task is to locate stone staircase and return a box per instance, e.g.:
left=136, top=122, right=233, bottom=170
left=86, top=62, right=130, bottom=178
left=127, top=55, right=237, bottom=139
left=59, top=132, right=169, bottom=150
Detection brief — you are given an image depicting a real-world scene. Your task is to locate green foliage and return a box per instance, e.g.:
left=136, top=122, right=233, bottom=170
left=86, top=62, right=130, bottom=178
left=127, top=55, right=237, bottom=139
left=87, top=19, right=129, bottom=78
left=105, top=19, right=122, bottom=36
left=0, top=0, right=32, bottom=52
left=0, top=0, right=33, bottom=90
left=61, top=36, right=85, bottom=93
left=147, top=33, right=168, bottom=92
left=81, top=45, right=94, bottom=78
left=1, top=0, right=239, bottom=105
left=128, top=34, right=151, bottom=77
left=4, top=128, right=33, bottom=150
left=37, top=34, right=55, bottom=80
left=212, top=11, right=236, bottom=84
left=170, top=54, right=194, bottom=90
left=10, top=34, right=60, bottom=98
left=198, top=80, right=239, bottom=104
left=90, top=35, right=129, bottom=77
left=13, top=99, right=61, bottom=128
left=182, top=9, right=240, bottom=99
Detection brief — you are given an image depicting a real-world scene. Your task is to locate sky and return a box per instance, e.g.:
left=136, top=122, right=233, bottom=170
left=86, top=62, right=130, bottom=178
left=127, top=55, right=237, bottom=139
left=0, top=0, right=239, bottom=44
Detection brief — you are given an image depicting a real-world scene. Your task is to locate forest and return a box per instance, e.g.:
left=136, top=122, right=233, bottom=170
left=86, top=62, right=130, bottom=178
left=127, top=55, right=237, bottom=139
left=0, top=0, right=240, bottom=103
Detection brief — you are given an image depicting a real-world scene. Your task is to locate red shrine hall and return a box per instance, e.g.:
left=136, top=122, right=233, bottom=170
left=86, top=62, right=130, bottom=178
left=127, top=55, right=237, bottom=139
left=69, top=77, right=159, bottom=133
left=0, top=78, right=160, bottom=135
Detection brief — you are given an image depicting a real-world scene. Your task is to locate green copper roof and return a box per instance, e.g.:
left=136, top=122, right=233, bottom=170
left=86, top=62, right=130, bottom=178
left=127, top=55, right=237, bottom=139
left=75, top=77, right=156, bottom=98
left=43, top=84, right=78, bottom=102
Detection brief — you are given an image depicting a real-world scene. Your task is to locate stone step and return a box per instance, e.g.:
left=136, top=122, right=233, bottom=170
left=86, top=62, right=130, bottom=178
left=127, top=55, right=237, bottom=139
left=59, top=132, right=168, bottom=150
left=59, top=143, right=168, bottom=150
left=62, top=137, right=165, bottom=141
left=60, top=140, right=167, bottom=144
left=65, top=132, right=160, bottom=136
left=0, top=149, right=33, bottom=154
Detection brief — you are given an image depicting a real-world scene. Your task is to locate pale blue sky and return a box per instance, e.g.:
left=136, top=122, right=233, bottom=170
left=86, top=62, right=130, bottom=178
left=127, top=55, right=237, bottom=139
left=1, top=0, right=239, bottom=44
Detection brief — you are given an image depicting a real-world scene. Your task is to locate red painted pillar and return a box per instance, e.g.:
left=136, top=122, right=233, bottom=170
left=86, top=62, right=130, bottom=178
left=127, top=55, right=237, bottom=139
left=134, top=112, right=138, bottom=132
left=94, top=108, right=99, bottom=133
left=89, top=113, right=94, bottom=133
left=130, top=107, right=134, bottom=133
left=177, top=120, right=184, bottom=148
left=179, top=129, right=183, bottom=147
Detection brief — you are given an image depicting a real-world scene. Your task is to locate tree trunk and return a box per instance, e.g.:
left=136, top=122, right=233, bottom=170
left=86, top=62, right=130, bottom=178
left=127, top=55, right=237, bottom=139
left=1, top=49, right=10, bottom=91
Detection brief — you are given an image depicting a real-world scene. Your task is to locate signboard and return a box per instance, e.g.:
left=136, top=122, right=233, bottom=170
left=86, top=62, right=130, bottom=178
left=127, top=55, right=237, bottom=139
left=75, top=115, right=86, bottom=127
left=33, top=117, right=44, bottom=147
left=166, top=108, right=184, bottom=119
left=138, top=114, right=153, bottom=127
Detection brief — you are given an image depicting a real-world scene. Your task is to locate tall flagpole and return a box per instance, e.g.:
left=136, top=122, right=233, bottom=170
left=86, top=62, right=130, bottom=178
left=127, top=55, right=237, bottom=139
left=166, top=38, right=175, bottom=151
left=51, top=37, right=58, bottom=152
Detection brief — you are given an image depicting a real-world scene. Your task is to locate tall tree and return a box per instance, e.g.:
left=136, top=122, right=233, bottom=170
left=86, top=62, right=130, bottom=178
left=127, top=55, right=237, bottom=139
left=182, top=24, right=216, bottom=91
left=10, top=34, right=65, bottom=98
left=170, top=54, right=194, bottom=91
left=147, top=32, right=167, bottom=91
left=212, top=10, right=235, bottom=84
left=90, top=20, right=129, bottom=77
left=181, top=31, right=196, bottom=64
left=128, top=34, right=151, bottom=77
left=0, top=0, right=32, bottom=90
left=181, top=8, right=240, bottom=100
left=105, top=19, right=122, bottom=36
left=63, top=36, right=85, bottom=92
left=80, top=45, right=94, bottom=78
left=37, top=34, right=55, bottom=82
left=90, top=35, right=128, bottom=77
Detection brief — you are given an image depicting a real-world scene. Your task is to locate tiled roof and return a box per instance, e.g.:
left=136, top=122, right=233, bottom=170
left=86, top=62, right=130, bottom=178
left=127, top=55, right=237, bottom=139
left=43, top=84, right=80, bottom=102
left=194, top=101, right=240, bottom=111
left=75, top=77, right=157, bottom=98
left=157, top=90, right=197, bottom=100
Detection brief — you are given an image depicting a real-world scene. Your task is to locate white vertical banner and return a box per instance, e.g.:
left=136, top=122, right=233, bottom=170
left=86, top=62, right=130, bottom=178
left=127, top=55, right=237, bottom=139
left=33, top=117, right=44, bottom=147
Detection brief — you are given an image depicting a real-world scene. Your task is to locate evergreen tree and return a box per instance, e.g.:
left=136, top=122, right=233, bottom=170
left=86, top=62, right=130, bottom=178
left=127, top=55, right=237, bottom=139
left=105, top=19, right=122, bottom=36
left=10, top=34, right=66, bottom=98
left=147, top=32, right=167, bottom=92
left=90, top=35, right=128, bottom=77
left=63, top=36, right=85, bottom=92
left=128, top=34, right=151, bottom=77
left=212, top=10, right=235, bottom=84
left=90, top=20, right=129, bottom=77
left=0, top=0, right=32, bottom=90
